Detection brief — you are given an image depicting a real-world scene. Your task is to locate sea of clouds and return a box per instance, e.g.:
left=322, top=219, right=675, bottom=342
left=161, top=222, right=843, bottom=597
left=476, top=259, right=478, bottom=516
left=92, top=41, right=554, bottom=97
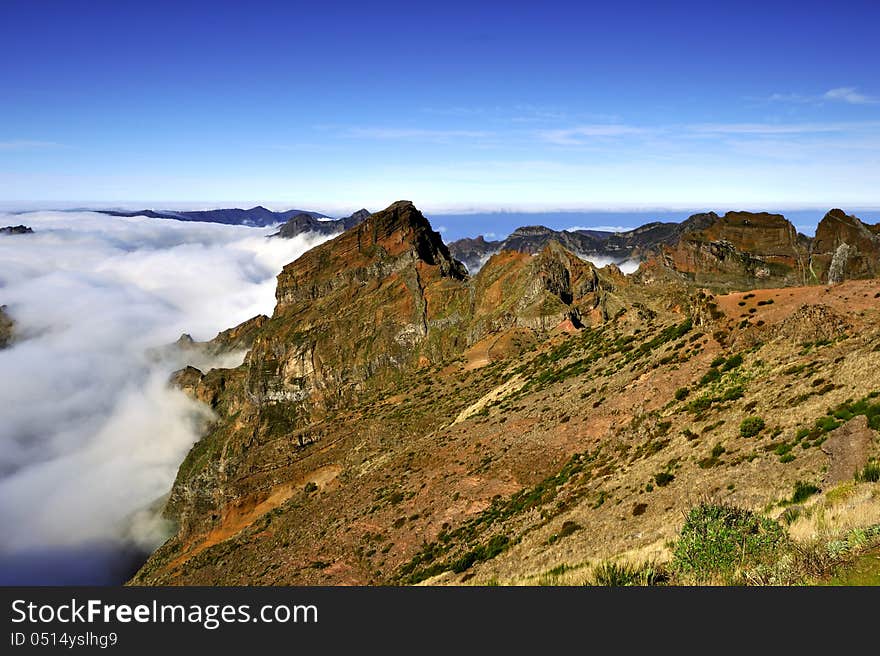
left=0, top=211, right=332, bottom=584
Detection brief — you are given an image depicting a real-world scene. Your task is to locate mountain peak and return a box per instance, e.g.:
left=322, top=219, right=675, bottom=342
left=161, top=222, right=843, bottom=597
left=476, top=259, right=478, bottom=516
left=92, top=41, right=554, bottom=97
left=355, top=201, right=465, bottom=277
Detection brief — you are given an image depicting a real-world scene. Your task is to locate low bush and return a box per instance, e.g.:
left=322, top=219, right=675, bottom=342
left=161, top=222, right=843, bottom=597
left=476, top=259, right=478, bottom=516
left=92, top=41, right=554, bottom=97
left=739, top=416, right=765, bottom=438
left=672, top=502, right=786, bottom=582
left=789, top=481, right=820, bottom=504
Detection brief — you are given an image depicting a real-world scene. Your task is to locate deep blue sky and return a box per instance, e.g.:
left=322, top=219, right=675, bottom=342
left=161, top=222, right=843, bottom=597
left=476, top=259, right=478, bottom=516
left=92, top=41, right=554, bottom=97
left=1, top=1, right=878, bottom=214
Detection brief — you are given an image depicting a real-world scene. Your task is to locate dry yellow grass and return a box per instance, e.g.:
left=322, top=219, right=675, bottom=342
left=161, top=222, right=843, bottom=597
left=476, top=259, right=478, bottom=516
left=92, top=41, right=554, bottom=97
left=788, top=482, right=880, bottom=542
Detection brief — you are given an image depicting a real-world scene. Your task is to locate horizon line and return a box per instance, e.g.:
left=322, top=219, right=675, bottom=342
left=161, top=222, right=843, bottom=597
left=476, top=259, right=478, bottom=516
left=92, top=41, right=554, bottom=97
left=3, top=201, right=880, bottom=216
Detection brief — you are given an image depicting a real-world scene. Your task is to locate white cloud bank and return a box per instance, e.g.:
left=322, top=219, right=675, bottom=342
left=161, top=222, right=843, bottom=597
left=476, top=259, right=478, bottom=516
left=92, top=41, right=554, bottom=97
left=0, top=212, right=332, bottom=583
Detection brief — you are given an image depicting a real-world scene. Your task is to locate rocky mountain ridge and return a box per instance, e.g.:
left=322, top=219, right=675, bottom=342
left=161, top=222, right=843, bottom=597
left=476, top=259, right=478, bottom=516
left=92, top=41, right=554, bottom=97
left=449, top=209, right=880, bottom=289
left=132, top=201, right=880, bottom=586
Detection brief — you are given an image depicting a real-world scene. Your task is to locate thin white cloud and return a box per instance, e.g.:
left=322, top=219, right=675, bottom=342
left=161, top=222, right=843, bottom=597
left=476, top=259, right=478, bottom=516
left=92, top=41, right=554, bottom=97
left=0, top=140, right=65, bottom=151
left=823, top=87, right=878, bottom=105
left=767, top=92, right=813, bottom=104
left=766, top=87, right=878, bottom=106
left=687, top=121, right=880, bottom=135
left=344, top=127, right=493, bottom=140
left=539, top=124, right=650, bottom=145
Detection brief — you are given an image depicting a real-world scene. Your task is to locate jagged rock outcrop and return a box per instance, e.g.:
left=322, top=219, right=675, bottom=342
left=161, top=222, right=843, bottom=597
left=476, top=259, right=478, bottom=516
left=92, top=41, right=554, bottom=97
left=156, top=314, right=268, bottom=371
left=252, top=201, right=469, bottom=408
left=449, top=211, right=824, bottom=289
left=470, top=241, right=609, bottom=334
left=1, top=225, right=33, bottom=235
left=661, top=211, right=809, bottom=289
left=162, top=202, right=475, bottom=537
left=273, top=208, right=371, bottom=239
left=810, top=209, right=880, bottom=284
left=447, top=235, right=502, bottom=272
left=821, top=415, right=877, bottom=486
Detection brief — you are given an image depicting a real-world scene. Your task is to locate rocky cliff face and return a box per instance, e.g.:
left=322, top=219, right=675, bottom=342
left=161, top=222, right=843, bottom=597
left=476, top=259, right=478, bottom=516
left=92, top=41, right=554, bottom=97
left=253, top=200, right=470, bottom=410
left=660, top=211, right=810, bottom=289
left=810, top=209, right=880, bottom=283
left=471, top=241, right=614, bottom=334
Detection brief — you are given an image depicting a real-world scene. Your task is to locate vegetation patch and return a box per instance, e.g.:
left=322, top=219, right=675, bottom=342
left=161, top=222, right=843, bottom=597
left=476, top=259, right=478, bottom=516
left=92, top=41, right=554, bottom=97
left=739, top=416, right=765, bottom=438
left=857, top=460, right=880, bottom=483
left=591, top=561, right=668, bottom=586
left=672, top=502, right=786, bottom=582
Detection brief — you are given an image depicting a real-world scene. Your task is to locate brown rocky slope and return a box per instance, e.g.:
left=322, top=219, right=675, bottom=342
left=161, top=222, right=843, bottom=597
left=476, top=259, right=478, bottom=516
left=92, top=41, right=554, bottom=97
left=132, top=202, right=880, bottom=585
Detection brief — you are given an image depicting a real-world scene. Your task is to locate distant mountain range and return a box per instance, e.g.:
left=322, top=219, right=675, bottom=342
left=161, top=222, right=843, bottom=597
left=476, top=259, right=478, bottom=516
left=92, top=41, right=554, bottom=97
left=446, top=209, right=880, bottom=287
left=446, top=217, right=729, bottom=272
left=95, top=206, right=330, bottom=227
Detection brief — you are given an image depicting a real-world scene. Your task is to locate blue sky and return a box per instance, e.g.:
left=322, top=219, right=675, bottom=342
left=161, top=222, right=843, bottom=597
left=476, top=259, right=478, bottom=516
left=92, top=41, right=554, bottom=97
left=1, top=1, right=878, bottom=214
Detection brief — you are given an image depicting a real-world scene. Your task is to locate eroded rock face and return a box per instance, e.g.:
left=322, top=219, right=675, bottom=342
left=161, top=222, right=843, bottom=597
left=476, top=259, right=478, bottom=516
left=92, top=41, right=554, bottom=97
left=662, top=211, right=809, bottom=289
left=821, top=415, right=877, bottom=486
left=256, top=200, right=470, bottom=408
left=470, top=240, right=610, bottom=334
left=810, top=209, right=880, bottom=284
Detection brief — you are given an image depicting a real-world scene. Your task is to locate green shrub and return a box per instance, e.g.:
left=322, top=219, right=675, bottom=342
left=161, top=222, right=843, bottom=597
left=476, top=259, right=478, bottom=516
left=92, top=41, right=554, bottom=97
left=722, top=354, right=744, bottom=371
left=790, top=481, right=820, bottom=504
left=700, top=368, right=721, bottom=386
left=857, top=460, right=880, bottom=483
left=710, top=355, right=726, bottom=368
left=672, top=502, right=786, bottom=581
left=722, top=386, right=744, bottom=401
left=815, top=416, right=842, bottom=433
left=687, top=396, right=714, bottom=413
left=654, top=472, right=675, bottom=487
left=451, top=534, right=510, bottom=573
left=303, top=481, right=318, bottom=494
left=675, top=387, right=690, bottom=401
left=739, top=416, right=765, bottom=438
